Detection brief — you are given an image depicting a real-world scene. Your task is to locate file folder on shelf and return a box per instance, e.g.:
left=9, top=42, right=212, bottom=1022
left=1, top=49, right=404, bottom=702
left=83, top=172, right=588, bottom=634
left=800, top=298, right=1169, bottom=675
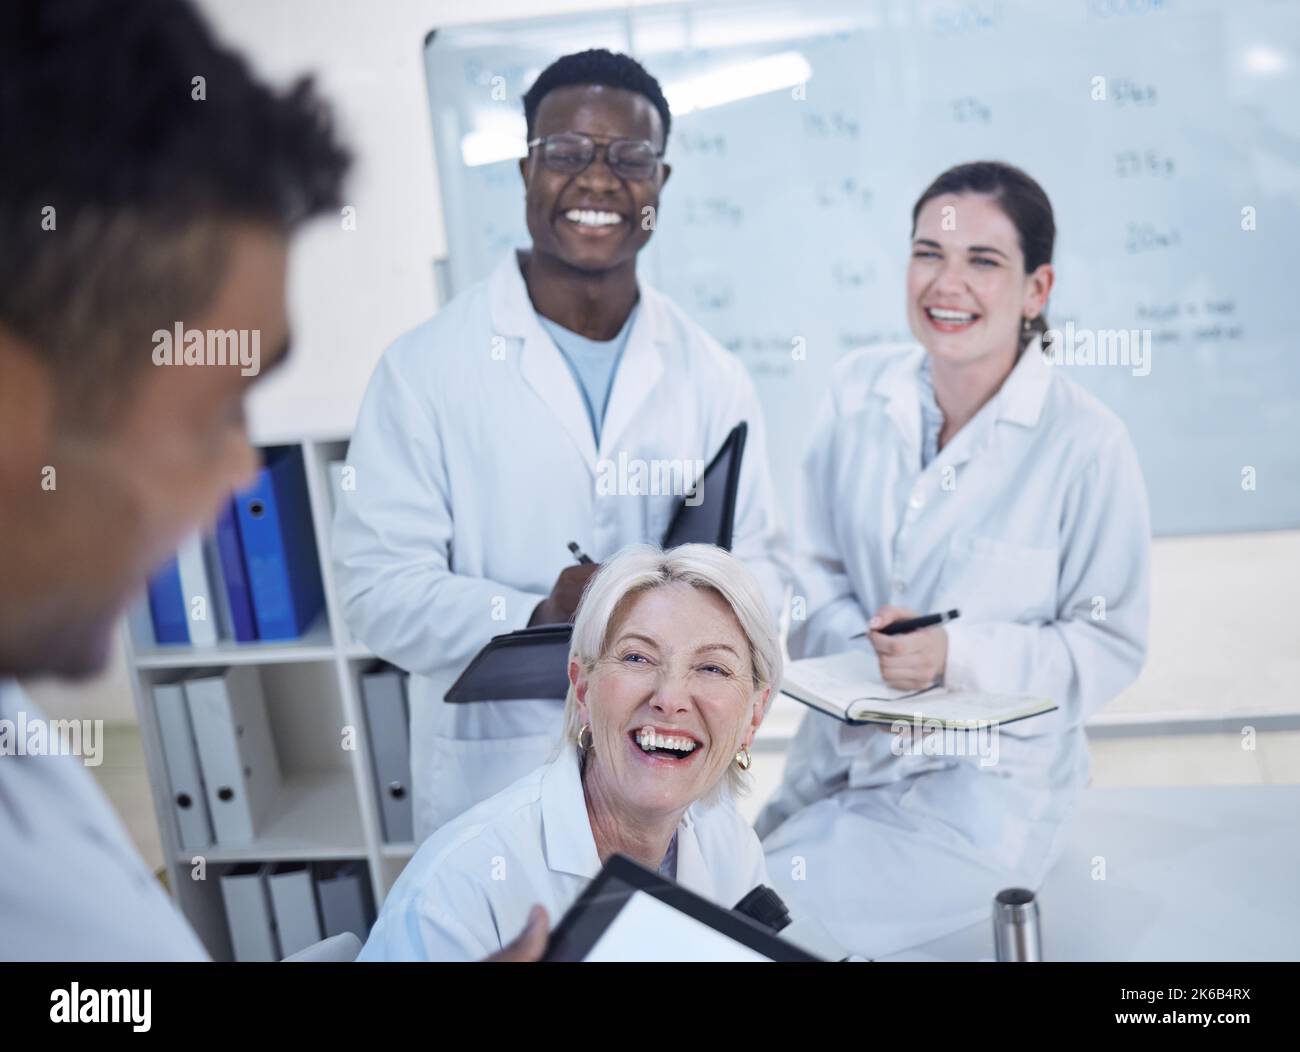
left=268, top=863, right=323, bottom=958
left=185, top=665, right=282, bottom=845
left=146, top=556, right=189, bottom=646
left=234, top=446, right=325, bottom=640
left=177, top=533, right=219, bottom=648
left=220, top=863, right=280, bottom=962
left=152, top=677, right=213, bottom=852
left=315, top=861, right=373, bottom=942
left=360, top=668, right=414, bottom=842
left=214, top=496, right=258, bottom=642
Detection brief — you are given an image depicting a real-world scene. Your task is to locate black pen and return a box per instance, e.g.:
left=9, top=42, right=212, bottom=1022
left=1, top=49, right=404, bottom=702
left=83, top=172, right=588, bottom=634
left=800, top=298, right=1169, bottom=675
left=851, top=609, right=960, bottom=638
left=567, top=541, right=594, bottom=565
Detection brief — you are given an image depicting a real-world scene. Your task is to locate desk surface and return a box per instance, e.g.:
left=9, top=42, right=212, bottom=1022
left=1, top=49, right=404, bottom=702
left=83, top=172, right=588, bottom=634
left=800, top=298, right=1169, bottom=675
left=877, top=785, right=1300, bottom=962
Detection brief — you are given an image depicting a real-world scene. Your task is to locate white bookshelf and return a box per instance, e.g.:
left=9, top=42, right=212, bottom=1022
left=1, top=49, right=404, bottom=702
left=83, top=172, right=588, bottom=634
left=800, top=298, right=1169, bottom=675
left=124, top=434, right=415, bottom=961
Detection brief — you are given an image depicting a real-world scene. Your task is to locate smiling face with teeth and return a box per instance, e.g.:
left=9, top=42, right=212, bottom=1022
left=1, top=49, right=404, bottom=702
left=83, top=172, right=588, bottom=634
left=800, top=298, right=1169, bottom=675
left=907, top=192, right=1053, bottom=371
left=571, top=581, right=767, bottom=821
left=519, top=84, right=669, bottom=278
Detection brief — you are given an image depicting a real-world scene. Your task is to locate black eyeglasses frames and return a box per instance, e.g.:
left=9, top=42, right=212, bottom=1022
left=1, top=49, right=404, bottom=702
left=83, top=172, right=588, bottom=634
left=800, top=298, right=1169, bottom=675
left=525, top=132, right=665, bottom=181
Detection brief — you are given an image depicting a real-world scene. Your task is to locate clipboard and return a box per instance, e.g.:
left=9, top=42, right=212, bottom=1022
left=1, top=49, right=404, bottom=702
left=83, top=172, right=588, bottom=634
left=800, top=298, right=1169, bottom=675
left=443, top=623, right=573, bottom=703
left=661, top=421, right=747, bottom=551
left=543, top=854, right=821, bottom=962
left=445, top=423, right=748, bottom=704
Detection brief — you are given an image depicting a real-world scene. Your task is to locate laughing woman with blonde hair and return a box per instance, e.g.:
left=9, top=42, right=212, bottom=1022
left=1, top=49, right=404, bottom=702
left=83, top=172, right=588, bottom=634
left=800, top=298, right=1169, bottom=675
left=359, top=543, right=782, bottom=960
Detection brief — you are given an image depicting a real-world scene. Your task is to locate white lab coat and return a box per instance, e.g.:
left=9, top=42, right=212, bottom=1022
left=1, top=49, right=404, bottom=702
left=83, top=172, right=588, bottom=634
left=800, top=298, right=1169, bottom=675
left=333, top=252, right=788, bottom=840
left=756, top=341, right=1150, bottom=958
left=0, top=681, right=209, bottom=961
left=357, top=743, right=769, bottom=960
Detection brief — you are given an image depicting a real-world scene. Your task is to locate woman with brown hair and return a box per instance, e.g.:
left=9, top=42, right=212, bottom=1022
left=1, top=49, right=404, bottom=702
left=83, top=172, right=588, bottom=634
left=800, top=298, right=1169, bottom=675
left=757, top=162, right=1151, bottom=958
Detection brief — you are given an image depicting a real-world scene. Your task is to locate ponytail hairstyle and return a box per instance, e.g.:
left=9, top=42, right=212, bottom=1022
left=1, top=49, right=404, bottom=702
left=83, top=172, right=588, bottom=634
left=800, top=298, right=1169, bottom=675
left=910, top=161, right=1056, bottom=354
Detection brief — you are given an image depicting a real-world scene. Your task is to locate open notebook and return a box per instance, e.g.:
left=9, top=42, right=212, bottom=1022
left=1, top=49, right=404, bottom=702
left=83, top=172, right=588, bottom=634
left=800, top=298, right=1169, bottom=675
left=782, top=650, right=1056, bottom=729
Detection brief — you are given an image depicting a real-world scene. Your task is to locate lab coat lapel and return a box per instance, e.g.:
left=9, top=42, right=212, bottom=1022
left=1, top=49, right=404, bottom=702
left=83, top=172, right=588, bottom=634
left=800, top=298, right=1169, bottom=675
left=994, top=337, right=1051, bottom=428
left=873, top=344, right=1051, bottom=472
left=598, top=285, right=664, bottom=458
left=490, top=253, right=599, bottom=472
left=673, top=808, right=718, bottom=900
left=942, top=338, right=1053, bottom=466
left=871, top=346, right=926, bottom=465
left=541, top=744, right=602, bottom=880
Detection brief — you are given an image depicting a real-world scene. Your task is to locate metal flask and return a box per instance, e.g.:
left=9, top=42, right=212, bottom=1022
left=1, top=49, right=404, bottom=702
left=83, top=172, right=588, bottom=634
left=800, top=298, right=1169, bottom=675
left=993, top=887, right=1042, bottom=962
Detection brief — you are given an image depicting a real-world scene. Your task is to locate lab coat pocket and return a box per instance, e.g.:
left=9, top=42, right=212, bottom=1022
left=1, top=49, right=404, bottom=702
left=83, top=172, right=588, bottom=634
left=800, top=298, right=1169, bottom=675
left=427, top=732, right=557, bottom=828
left=943, top=534, right=1058, bottom=624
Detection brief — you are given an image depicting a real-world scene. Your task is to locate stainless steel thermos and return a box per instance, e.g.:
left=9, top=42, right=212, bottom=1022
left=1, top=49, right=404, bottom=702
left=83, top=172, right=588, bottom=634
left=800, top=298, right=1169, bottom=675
left=993, top=887, right=1042, bottom=961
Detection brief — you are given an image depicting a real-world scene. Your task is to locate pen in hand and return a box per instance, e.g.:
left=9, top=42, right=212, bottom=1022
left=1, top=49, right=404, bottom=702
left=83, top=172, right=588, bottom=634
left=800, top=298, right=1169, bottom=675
left=567, top=541, right=594, bottom=565
left=852, top=609, right=960, bottom=638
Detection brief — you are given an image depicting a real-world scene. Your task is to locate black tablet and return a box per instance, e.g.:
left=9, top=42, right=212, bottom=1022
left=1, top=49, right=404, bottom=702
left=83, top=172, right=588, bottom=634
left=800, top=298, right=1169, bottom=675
left=661, top=421, right=747, bottom=551
left=443, top=623, right=572, bottom=703
left=543, top=854, right=821, bottom=962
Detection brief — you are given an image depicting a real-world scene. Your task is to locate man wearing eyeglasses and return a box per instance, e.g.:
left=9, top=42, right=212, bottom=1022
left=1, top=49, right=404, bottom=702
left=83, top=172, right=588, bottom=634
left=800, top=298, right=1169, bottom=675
left=334, top=49, right=788, bottom=839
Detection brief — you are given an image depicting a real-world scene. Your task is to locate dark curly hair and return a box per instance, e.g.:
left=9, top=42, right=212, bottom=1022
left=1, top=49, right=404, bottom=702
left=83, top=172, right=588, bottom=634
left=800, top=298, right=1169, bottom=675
left=0, top=0, right=351, bottom=423
left=522, top=48, right=671, bottom=146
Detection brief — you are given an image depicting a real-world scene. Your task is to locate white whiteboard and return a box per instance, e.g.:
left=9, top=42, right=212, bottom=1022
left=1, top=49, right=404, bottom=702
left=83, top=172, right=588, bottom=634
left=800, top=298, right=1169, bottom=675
left=424, top=0, right=1300, bottom=536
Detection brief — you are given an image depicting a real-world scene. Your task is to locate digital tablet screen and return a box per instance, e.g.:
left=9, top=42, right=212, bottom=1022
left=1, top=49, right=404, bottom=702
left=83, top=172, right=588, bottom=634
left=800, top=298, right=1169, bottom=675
left=544, top=854, right=819, bottom=962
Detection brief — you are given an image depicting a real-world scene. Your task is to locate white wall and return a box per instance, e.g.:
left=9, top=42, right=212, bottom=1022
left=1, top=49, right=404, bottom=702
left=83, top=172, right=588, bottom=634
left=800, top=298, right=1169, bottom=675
left=26, top=0, right=1298, bottom=724
left=1109, top=531, right=1300, bottom=721
left=201, top=0, right=654, bottom=444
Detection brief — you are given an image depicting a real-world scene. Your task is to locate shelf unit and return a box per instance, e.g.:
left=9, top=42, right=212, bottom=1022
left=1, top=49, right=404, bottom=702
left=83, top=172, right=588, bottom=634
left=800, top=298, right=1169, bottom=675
left=124, top=434, right=414, bottom=961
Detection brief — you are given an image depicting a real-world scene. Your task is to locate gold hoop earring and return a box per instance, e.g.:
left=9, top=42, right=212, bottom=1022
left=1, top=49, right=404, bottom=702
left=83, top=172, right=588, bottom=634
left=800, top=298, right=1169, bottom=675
left=576, top=723, right=593, bottom=752
left=735, top=745, right=752, bottom=771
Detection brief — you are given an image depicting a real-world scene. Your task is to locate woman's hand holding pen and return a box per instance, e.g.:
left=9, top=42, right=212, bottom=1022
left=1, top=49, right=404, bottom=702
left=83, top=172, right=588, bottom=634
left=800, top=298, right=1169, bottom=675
left=866, top=605, right=949, bottom=691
